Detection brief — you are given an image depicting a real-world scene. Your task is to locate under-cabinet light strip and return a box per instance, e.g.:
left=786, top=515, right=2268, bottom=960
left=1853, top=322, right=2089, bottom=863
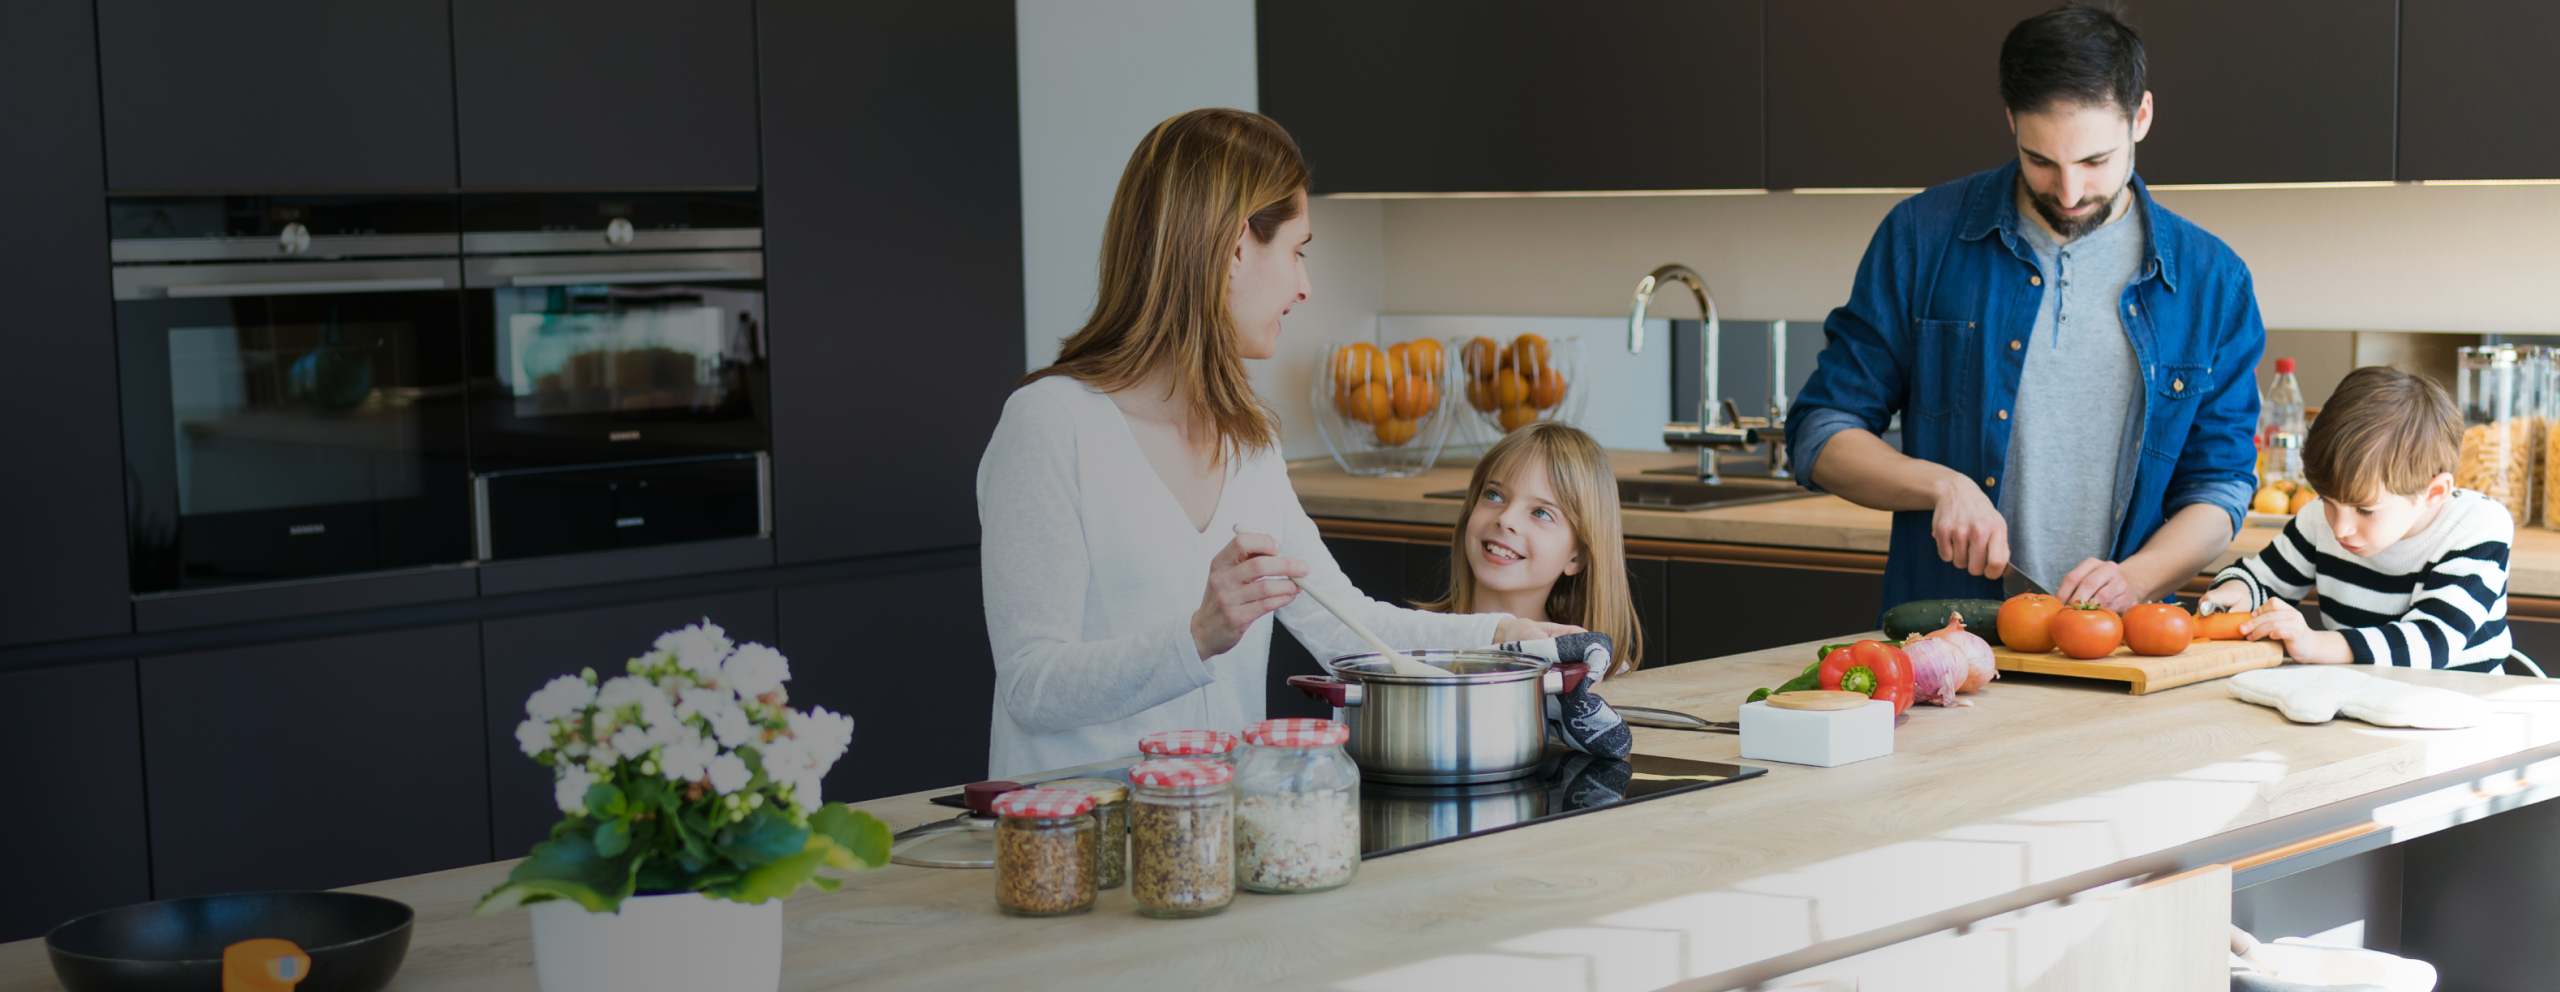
left=1324, top=178, right=2560, bottom=199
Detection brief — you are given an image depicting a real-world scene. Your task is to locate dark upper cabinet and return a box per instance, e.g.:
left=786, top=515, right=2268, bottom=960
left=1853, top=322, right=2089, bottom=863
left=451, top=0, right=759, bottom=188
left=140, top=626, right=489, bottom=899
left=1259, top=0, right=1763, bottom=193
left=2, top=662, right=149, bottom=942
left=2128, top=0, right=2396, bottom=184
left=1766, top=0, right=2051, bottom=190
left=481, top=591, right=778, bottom=859
left=95, top=0, right=457, bottom=190
left=2400, top=0, right=2560, bottom=181
left=758, top=0, right=1022, bottom=563
left=778, top=565, right=992, bottom=798
left=0, top=0, right=129, bottom=647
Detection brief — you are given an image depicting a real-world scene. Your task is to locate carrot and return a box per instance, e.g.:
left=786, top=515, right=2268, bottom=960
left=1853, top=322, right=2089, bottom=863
left=2196, top=612, right=2249, bottom=641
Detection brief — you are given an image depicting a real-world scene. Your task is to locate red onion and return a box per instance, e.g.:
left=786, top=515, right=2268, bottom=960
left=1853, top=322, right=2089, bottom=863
left=1901, top=636, right=1971, bottom=707
left=1926, top=613, right=2000, bottom=693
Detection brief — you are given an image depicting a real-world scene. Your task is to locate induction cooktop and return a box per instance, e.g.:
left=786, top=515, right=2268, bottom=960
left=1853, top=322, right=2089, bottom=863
left=920, top=750, right=1763, bottom=861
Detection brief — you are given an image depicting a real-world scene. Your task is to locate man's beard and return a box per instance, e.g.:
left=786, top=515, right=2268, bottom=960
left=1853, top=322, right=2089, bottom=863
left=2027, top=179, right=2127, bottom=240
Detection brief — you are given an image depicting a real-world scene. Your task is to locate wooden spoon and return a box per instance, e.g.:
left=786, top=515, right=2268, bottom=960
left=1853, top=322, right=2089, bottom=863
left=1233, top=525, right=1449, bottom=678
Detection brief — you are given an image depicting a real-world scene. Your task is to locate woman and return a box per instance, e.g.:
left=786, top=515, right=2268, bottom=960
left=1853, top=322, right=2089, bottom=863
left=976, top=108, right=1574, bottom=777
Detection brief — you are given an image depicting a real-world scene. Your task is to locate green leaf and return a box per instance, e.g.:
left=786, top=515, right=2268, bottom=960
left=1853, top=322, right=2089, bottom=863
left=809, top=805, right=893, bottom=870
left=714, top=807, right=810, bottom=866
left=594, top=817, right=632, bottom=858
left=635, top=859, right=743, bottom=895
left=704, top=836, right=830, bottom=905
left=474, top=829, right=639, bottom=916
left=584, top=781, right=626, bottom=820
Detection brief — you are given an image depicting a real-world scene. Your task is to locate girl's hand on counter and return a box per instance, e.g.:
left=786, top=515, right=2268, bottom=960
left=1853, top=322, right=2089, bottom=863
left=1193, top=534, right=1307, bottom=661
left=1494, top=617, right=1584, bottom=643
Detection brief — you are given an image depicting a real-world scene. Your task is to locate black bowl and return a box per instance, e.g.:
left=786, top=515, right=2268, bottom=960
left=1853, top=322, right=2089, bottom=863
left=46, top=891, right=413, bottom=992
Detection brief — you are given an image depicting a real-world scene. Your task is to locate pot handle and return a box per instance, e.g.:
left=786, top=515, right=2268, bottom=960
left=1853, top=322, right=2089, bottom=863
left=1287, top=675, right=1364, bottom=708
left=1543, top=662, right=1591, bottom=695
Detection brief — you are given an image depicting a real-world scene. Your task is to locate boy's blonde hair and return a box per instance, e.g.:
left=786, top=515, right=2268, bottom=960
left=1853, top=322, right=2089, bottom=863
left=2302, top=365, right=2460, bottom=504
left=1418, top=422, right=1641, bottom=675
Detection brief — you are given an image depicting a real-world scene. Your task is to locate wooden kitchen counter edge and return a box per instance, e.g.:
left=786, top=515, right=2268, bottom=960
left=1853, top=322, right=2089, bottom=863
left=9, top=639, right=2557, bottom=992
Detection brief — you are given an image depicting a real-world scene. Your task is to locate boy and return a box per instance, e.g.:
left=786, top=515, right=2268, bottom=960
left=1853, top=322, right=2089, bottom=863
left=2200, top=366, right=2513, bottom=671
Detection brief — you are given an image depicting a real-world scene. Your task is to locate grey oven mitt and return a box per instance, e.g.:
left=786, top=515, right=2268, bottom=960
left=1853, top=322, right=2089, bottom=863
left=1496, top=632, right=1632, bottom=760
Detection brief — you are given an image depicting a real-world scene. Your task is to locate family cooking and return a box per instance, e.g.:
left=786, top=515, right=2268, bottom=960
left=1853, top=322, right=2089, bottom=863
left=975, top=5, right=2515, bottom=783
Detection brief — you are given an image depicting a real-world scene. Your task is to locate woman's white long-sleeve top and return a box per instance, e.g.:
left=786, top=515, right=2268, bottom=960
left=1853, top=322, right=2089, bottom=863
left=976, top=375, right=1504, bottom=778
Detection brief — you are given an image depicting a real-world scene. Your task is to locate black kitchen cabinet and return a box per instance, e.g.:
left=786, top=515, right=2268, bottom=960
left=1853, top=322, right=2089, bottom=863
left=1259, top=0, right=1762, bottom=193
left=1663, top=560, right=1883, bottom=666
left=2399, top=0, right=2560, bottom=181
left=777, top=564, right=992, bottom=799
left=451, top=0, right=759, bottom=188
left=1766, top=0, right=2051, bottom=190
left=140, top=626, right=488, bottom=899
left=0, top=0, right=129, bottom=647
left=758, top=0, right=1022, bottom=564
left=94, top=0, right=457, bottom=190
left=480, top=591, right=778, bottom=859
left=1627, top=555, right=1669, bottom=670
left=2, top=662, right=148, bottom=942
left=2126, top=0, right=2397, bottom=185
left=2403, top=790, right=2560, bottom=988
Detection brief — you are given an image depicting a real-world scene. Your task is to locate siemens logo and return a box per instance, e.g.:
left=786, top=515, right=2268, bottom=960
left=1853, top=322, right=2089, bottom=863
left=288, top=524, right=326, bottom=536
left=615, top=517, right=645, bottom=528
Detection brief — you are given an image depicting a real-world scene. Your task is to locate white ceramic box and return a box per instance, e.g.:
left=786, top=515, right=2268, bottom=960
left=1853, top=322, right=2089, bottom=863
left=1738, top=699, right=1895, bottom=767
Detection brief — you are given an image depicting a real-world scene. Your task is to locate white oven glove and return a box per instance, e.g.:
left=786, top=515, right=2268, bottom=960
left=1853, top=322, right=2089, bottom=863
left=2230, top=666, right=2488, bottom=729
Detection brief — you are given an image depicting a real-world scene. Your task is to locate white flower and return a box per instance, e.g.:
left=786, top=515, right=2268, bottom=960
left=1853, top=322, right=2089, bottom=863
left=515, top=719, right=553, bottom=757
left=706, top=753, right=752, bottom=795
left=660, top=734, right=716, bottom=783
left=594, top=675, right=654, bottom=713
left=654, top=620, right=734, bottom=677
left=705, top=700, right=758, bottom=749
left=784, top=771, right=825, bottom=812
left=610, top=723, right=651, bottom=761
left=525, top=675, right=596, bottom=722
left=673, top=686, right=725, bottom=722
left=554, top=765, right=595, bottom=814
left=634, top=683, right=678, bottom=734
left=789, top=707, right=856, bottom=771
left=723, top=642, right=792, bottom=699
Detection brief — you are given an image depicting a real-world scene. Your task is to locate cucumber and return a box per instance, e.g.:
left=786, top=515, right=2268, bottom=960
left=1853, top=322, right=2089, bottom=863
left=1880, top=599, right=2007, bottom=645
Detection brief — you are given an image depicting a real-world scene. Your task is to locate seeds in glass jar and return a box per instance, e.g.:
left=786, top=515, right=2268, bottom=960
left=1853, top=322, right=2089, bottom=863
left=1131, top=801, right=1232, bottom=913
left=1235, top=791, right=1360, bottom=891
left=997, top=823, right=1094, bottom=915
left=1092, top=803, right=1127, bottom=889
left=2459, top=420, right=2535, bottom=523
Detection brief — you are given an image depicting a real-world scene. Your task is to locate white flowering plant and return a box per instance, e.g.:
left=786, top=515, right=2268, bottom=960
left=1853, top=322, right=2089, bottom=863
left=475, top=620, right=891, bottom=915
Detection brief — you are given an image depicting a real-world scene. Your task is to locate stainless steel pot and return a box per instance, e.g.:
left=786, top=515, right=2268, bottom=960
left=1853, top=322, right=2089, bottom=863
left=1287, top=649, right=1588, bottom=785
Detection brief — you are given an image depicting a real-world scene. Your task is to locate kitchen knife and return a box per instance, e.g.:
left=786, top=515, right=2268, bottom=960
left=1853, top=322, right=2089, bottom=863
left=1615, top=705, right=1739, bottom=734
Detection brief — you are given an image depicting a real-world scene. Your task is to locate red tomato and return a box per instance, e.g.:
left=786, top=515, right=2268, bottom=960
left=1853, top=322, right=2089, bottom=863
left=2123, top=603, right=2198, bottom=656
left=2048, top=604, right=2124, bottom=660
left=1998, top=593, right=2064, bottom=653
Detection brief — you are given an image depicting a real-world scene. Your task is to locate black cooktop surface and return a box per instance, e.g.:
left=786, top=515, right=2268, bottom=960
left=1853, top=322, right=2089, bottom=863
left=933, top=750, right=1764, bottom=859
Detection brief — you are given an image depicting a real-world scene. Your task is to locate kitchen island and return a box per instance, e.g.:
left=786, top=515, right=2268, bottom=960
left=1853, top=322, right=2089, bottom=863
left=9, top=638, right=2557, bottom=991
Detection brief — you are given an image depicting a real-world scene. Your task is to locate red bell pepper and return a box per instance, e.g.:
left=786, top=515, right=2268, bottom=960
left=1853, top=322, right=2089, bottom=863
left=1820, top=639, right=1914, bottom=716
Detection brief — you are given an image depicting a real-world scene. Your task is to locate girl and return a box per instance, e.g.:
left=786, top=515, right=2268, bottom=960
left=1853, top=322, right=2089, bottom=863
left=1422, top=421, right=1642, bottom=676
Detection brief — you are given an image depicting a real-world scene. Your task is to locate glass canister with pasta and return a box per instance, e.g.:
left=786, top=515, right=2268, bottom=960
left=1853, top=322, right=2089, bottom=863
left=2457, top=345, right=2536, bottom=525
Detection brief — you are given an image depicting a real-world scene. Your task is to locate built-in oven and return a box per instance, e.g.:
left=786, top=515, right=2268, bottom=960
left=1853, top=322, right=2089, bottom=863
left=459, top=192, right=769, bottom=561
left=110, top=194, right=472, bottom=594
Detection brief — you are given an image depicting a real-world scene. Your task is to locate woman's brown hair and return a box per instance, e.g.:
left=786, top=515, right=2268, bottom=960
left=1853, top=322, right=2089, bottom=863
left=1023, top=108, right=1311, bottom=458
left=1418, top=422, right=1642, bottom=675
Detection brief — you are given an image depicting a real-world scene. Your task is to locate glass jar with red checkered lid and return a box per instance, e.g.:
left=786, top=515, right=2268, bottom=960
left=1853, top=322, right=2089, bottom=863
left=991, top=788, right=1099, bottom=917
left=1137, top=729, right=1241, bottom=765
left=1234, top=718, right=1361, bottom=893
left=1128, top=758, right=1235, bottom=917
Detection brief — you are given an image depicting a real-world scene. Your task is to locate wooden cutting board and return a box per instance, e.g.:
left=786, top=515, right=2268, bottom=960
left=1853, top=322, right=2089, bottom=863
left=1990, top=639, right=2285, bottom=694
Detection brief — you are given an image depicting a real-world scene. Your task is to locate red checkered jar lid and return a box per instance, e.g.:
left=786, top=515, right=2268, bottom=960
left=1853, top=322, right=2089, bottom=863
left=1243, top=718, right=1351, bottom=748
left=1129, top=758, right=1233, bottom=789
left=990, top=788, right=1096, bottom=818
left=1138, top=729, right=1240, bottom=757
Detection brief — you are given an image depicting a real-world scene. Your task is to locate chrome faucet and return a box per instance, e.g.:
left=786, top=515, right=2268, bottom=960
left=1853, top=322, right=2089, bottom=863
left=1629, top=264, right=1786, bottom=483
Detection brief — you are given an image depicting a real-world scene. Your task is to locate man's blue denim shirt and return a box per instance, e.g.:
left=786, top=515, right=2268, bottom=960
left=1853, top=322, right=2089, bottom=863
left=1787, top=160, right=2264, bottom=610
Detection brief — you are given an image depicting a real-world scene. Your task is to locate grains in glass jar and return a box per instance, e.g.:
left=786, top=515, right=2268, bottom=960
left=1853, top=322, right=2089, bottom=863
left=991, top=789, right=1097, bottom=917
left=1129, top=758, right=1235, bottom=918
left=1043, top=778, right=1131, bottom=889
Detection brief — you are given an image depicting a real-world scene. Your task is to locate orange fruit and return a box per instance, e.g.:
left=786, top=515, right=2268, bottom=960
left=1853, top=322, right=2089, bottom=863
left=1526, top=367, right=1567, bottom=410
left=1498, top=403, right=1540, bottom=431
left=1390, top=374, right=1439, bottom=419
left=1461, top=337, right=1500, bottom=381
left=2251, top=487, right=2288, bottom=515
left=1373, top=417, right=1418, bottom=446
left=1331, top=343, right=1388, bottom=386
left=2289, top=487, right=2317, bottom=514
left=1465, top=377, right=1498, bottom=412
left=1385, top=342, right=1413, bottom=381
left=1490, top=370, right=1529, bottom=408
left=1510, top=333, right=1551, bottom=373
left=1404, top=338, right=1444, bottom=376
left=1343, top=382, right=1393, bottom=424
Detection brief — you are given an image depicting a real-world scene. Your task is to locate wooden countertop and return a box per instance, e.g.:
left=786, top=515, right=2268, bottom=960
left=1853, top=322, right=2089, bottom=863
left=1292, top=450, right=2560, bottom=598
left=13, top=643, right=2558, bottom=992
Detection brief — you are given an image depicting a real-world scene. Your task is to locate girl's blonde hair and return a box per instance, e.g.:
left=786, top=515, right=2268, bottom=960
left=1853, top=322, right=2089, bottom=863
left=1420, top=422, right=1641, bottom=675
left=1023, top=108, right=1310, bottom=458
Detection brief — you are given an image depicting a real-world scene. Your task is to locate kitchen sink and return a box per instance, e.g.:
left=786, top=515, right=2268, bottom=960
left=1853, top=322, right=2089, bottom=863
left=1424, top=476, right=1813, bottom=512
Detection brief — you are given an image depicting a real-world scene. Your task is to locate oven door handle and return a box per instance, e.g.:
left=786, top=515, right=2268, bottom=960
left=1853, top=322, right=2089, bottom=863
left=165, top=276, right=452, bottom=298
left=509, top=269, right=755, bottom=287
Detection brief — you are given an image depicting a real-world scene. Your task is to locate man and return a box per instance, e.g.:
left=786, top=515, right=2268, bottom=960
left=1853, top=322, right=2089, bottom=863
left=1786, top=3, right=2263, bottom=613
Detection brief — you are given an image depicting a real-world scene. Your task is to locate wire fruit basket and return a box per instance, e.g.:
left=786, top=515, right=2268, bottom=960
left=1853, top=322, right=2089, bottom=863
left=1313, top=338, right=1456, bottom=477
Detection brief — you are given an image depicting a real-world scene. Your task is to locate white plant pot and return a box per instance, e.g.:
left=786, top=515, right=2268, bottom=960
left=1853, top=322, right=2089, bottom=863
left=530, top=892, right=783, bottom=992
